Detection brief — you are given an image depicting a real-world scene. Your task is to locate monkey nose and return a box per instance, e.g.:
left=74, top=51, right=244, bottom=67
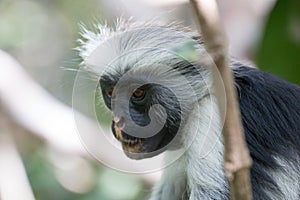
left=113, top=116, right=125, bottom=129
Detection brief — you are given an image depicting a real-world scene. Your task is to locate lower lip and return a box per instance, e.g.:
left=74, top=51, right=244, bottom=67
left=121, top=141, right=142, bottom=154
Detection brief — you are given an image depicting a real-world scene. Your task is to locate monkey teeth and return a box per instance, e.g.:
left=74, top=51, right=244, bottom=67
left=121, top=138, right=141, bottom=145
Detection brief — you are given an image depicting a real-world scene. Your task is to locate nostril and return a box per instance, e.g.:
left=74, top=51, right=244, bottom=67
left=112, top=116, right=118, bottom=123
left=113, top=116, right=125, bottom=129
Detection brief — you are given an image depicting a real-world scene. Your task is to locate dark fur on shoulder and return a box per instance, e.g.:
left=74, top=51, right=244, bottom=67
left=233, top=64, right=300, bottom=200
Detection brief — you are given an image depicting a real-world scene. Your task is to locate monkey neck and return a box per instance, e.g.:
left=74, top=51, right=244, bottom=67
left=182, top=95, right=229, bottom=198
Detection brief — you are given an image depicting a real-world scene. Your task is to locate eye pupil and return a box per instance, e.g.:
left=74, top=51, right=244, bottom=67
left=133, top=89, right=144, bottom=98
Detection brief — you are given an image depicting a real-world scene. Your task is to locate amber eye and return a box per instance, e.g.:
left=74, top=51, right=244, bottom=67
left=106, top=90, right=113, bottom=98
left=132, top=88, right=144, bottom=99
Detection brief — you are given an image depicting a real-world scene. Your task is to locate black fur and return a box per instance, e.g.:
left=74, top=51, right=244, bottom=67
left=233, top=65, right=300, bottom=200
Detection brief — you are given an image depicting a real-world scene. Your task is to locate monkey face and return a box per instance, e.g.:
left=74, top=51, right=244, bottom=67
left=78, top=22, right=210, bottom=161
left=100, top=75, right=184, bottom=160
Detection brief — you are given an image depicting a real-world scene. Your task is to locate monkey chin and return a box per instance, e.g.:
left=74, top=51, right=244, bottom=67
left=121, top=141, right=167, bottom=160
left=121, top=142, right=151, bottom=160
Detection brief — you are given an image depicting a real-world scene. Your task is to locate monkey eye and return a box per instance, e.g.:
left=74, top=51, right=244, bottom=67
left=132, top=88, right=145, bottom=100
left=106, top=90, right=113, bottom=98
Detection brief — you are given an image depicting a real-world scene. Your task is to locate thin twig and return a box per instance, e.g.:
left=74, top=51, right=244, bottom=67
left=189, top=0, right=253, bottom=199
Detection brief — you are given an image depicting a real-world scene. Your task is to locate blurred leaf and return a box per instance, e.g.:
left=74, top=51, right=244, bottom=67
left=53, top=0, right=104, bottom=34
left=23, top=149, right=82, bottom=200
left=256, top=0, right=300, bottom=85
left=98, top=169, right=145, bottom=200
left=0, top=1, right=49, bottom=49
left=23, top=148, right=149, bottom=200
left=173, top=40, right=199, bottom=62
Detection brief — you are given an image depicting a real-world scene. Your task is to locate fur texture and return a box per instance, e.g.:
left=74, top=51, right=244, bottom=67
left=78, top=20, right=300, bottom=200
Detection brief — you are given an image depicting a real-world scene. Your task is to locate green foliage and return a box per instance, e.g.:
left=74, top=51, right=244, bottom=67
left=256, top=0, right=300, bottom=85
left=23, top=150, right=84, bottom=200
left=172, top=40, right=199, bottom=62
left=23, top=149, right=150, bottom=200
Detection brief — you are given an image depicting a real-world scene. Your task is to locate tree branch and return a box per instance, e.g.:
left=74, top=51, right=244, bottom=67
left=0, top=111, right=35, bottom=200
left=189, top=0, right=253, bottom=199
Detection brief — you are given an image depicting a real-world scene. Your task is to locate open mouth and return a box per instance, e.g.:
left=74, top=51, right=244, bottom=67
left=120, top=138, right=142, bottom=146
left=114, top=122, right=143, bottom=153
left=121, top=138, right=143, bottom=154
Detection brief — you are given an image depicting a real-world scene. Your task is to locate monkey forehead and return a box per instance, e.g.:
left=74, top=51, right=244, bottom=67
left=78, top=20, right=199, bottom=59
left=77, top=21, right=202, bottom=76
left=100, top=62, right=195, bottom=92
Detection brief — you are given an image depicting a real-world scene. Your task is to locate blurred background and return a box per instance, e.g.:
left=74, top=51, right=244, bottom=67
left=0, top=0, right=299, bottom=200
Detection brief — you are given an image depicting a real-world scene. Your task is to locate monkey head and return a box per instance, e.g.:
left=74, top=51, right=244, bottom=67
left=79, top=21, right=210, bottom=160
